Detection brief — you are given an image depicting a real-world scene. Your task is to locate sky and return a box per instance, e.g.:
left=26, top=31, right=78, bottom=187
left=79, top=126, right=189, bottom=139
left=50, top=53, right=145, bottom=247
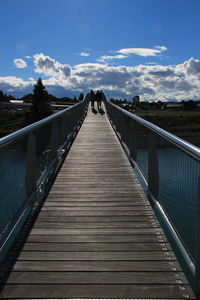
left=0, top=0, right=200, bottom=101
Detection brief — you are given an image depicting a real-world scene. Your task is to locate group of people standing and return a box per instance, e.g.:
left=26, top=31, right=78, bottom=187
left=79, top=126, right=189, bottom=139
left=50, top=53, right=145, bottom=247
left=90, top=90, right=103, bottom=111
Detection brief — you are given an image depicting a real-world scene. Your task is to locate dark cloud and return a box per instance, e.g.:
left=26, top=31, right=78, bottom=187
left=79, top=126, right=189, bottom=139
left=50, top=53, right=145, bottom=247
left=149, top=69, right=174, bottom=77
left=175, top=80, right=195, bottom=91
left=158, top=80, right=176, bottom=89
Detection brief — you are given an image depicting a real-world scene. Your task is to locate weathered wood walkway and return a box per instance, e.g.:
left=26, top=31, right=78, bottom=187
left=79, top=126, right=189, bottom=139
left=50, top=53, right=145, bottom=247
left=0, top=106, right=195, bottom=298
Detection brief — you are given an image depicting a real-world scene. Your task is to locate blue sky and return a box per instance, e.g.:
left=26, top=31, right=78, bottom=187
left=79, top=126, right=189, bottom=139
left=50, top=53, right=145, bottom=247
left=0, top=0, right=200, bottom=101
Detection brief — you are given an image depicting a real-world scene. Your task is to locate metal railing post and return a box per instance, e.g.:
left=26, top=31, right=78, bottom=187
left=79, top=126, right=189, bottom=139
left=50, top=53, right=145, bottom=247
left=195, top=176, right=200, bottom=296
left=25, top=133, right=36, bottom=197
left=128, top=120, right=137, bottom=162
left=148, top=132, right=159, bottom=202
left=50, top=120, right=59, bottom=161
left=121, top=115, right=129, bottom=146
left=57, top=117, right=65, bottom=145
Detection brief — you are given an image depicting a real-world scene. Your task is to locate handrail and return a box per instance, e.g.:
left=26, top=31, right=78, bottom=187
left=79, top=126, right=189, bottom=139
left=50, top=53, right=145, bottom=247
left=104, top=95, right=200, bottom=297
left=107, top=99, right=200, bottom=162
left=0, top=97, right=89, bottom=148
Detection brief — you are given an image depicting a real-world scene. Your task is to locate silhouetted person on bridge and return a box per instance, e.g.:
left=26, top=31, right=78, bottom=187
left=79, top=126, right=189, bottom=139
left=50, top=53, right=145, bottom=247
left=90, top=90, right=96, bottom=109
left=96, top=90, right=103, bottom=111
left=90, top=90, right=98, bottom=114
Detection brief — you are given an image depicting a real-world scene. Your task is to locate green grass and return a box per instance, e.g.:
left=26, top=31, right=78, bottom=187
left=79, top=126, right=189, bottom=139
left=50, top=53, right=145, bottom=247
left=1, top=110, right=200, bottom=140
left=0, top=112, right=26, bottom=137
left=134, top=111, right=200, bottom=132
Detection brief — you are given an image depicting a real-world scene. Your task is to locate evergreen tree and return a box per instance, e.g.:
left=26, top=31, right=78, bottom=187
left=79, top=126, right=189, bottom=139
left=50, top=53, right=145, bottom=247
left=31, top=78, right=52, bottom=120
left=0, top=91, right=13, bottom=103
left=132, top=95, right=140, bottom=103
left=22, top=93, right=33, bottom=102
left=0, top=90, right=4, bottom=102
left=132, top=95, right=140, bottom=109
left=78, top=93, right=84, bottom=101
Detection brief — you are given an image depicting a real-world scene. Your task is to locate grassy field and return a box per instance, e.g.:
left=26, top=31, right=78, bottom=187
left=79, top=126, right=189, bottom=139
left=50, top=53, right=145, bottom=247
left=135, top=111, right=200, bottom=132
left=1, top=110, right=200, bottom=147
left=134, top=110, right=200, bottom=146
left=0, top=112, right=26, bottom=138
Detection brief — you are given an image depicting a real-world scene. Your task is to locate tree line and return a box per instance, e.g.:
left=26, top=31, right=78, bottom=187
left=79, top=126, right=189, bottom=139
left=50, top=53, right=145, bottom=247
left=0, top=78, right=85, bottom=137
left=0, top=78, right=84, bottom=105
left=111, top=97, right=200, bottom=111
left=0, top=78, right=85, bottom=124
left=0, top=90, right=16, bottom=102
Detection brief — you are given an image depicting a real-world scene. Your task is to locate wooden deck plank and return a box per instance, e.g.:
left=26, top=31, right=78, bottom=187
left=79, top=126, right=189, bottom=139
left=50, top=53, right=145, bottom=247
left=33, top=221, right=159, bottom=228
left=22, top=242, right=171, bottom=252
left=36, top=210, right=154, bottom=216
left=13, top=260, right=181, bottom=272
left=0, top=284, right=195, bottom=299
left=36, top=215, right=152, bottom=222
left=44, top=201, right=149, bottom=206
left=27, top=234, right=167, bottom=243
left=17, top=250, right=176, bottom=261
left=6, top=271, right=188, bottom=284
left=0, top=106, right=195, bottom=299
left=41, top=206, right=152, bottom=211
left=30, top=228, right=163, bottom=235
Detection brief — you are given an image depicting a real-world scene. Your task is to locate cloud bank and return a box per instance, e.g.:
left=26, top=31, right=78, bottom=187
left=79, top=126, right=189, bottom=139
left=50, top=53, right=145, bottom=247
left=1, top=54, right=200, bottom=101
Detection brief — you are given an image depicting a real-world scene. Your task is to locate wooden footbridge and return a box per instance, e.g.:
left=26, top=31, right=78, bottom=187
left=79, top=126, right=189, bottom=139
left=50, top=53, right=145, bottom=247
left=0, top=95, right=199, bottom=299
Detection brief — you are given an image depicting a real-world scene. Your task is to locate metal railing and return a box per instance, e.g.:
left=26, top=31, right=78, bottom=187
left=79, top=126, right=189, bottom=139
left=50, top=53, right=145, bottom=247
left=0, top=94, right=89, bottom=263
left=104, top=95, right=200, bottom=296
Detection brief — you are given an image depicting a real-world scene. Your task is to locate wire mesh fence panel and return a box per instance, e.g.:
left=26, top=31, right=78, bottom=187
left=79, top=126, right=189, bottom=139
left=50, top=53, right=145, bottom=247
left=156, top=135, right=200, bottom=261
left=0, top=136, right=27, bottom=236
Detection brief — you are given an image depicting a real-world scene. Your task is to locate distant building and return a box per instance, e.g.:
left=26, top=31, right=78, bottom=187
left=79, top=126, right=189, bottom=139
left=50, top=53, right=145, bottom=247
left=163, top=103, right=183, bottom=111
left=1, top=100, right=70, bottom=113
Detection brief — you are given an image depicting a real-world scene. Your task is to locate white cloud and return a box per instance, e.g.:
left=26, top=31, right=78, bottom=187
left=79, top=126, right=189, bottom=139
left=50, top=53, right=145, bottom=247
left=13, top=58, right=27, bottom=68
left=145, top=62, right=158, bottom=65
left=68, top=58, right=200, bottom=101
left=98, top=45, right=167, bottom=62
left=155, top=46, right=168, bottom=51
left=80, top=52, right=90, bottom=57
left=176, top=57, right=200, bottom=76
left=98, top=54, right=127, bottom=62
left=34, top=53, right=71, bottom=77
left=0, top=76, right=33, bottom=97
left=25, top=56, right=32, bottom=59
left=0, top=76, right=29, bottom=87
left=118, top=46, right=167, bottom=57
